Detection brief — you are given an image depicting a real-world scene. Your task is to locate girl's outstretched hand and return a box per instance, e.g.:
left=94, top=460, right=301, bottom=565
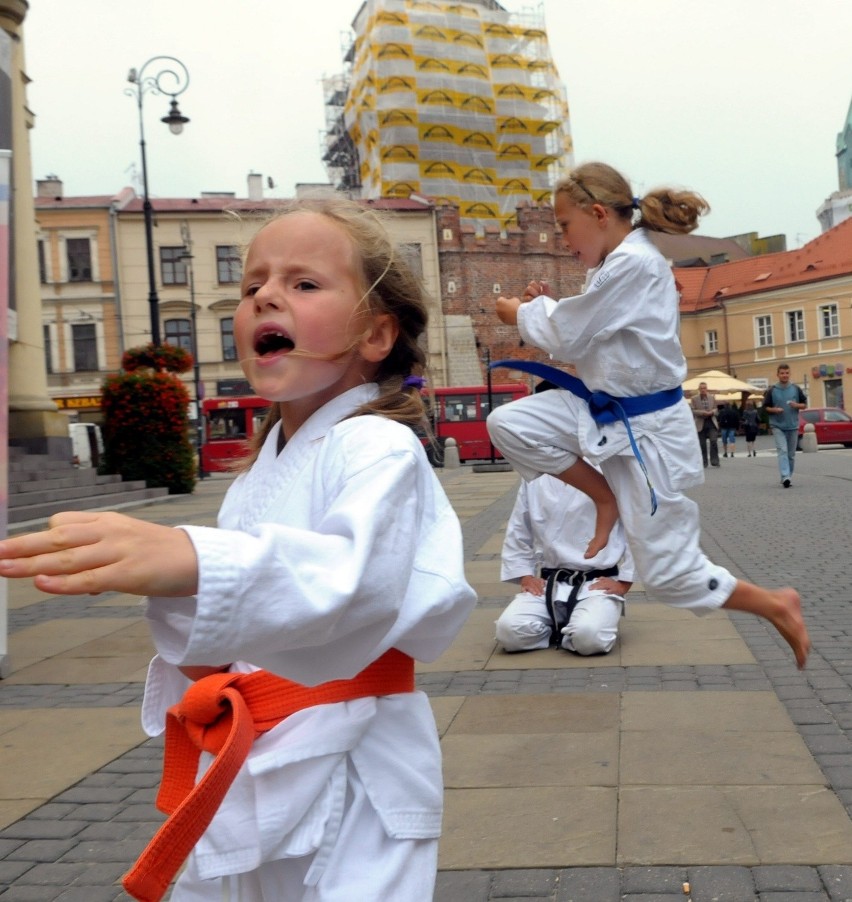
left=0, top=511, right=199, bottom=598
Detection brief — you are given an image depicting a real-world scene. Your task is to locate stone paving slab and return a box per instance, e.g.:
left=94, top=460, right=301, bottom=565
left=0, top=708, right=144, bottom=831
left=618, top=785, right=852, bottom=866
left=3, top=618, right=149, bottom=679
left=440, top=786, right=617, bottom=869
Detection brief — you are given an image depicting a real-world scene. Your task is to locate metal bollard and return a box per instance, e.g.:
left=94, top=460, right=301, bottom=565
left=443, top=436, right=461, bottom=469
left=801, top=422, right=818, bottom=453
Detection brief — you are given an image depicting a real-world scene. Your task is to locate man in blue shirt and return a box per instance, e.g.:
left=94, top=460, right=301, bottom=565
left=763, top=364, right=807, bottom=487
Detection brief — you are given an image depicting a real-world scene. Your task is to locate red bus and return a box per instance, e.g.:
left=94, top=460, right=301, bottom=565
left=424, top=383, right=529, bottom=463
left=201, top=396, right=270, bottom=473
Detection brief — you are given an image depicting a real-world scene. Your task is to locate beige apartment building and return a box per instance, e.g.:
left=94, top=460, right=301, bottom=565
left=677, top=217, right=852, bottom=406
left=34, top=177, right=446, bottom=424
left=34, top=178, right=128, bottom=424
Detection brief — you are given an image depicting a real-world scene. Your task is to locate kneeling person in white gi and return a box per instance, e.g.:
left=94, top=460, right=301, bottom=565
left=496, top=472, right=634, bottom=654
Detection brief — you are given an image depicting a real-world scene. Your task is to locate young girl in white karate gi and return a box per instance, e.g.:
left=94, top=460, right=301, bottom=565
left=0, top=196, right=476, bottom=901
left=486, top=161, right=810, bottom=670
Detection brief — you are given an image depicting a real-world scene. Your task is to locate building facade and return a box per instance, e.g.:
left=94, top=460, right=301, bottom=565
left=34, top=179, right=448, bottom=424
left=34, top=179, right=131, bottom=424
left=435, top=200, right=585, bottom=384
left=678, top=217, right=852, bottom=407
left=323, top=0, right=572, bottom=232
left=2, top=0, right=69, bottom=450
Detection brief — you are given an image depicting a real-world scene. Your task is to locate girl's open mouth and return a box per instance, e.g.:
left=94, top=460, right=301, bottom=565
left=254, top=328, right=295, bottom=357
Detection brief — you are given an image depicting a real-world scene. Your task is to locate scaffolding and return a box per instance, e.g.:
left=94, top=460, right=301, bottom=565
left=322, top=0, right=573, bottom=227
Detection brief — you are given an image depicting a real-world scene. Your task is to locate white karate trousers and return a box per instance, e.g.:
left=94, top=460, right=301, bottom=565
left=169, top=763, right=437, bottom=902
left=488, top=391, right=735, bottom=613
left=495, top=587, right=623, bottom=654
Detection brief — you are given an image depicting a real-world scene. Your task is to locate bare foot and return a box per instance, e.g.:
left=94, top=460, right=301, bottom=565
left=584, top=496, right=620, bottom=559
left=769, top=588, right=810, bottom=670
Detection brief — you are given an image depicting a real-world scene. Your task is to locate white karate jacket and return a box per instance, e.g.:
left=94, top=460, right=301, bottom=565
left=500, top=474, right=636, bottom=583
left=140, top=385, right=476, bottom=881
left=516, top=228, right=703, bottom=490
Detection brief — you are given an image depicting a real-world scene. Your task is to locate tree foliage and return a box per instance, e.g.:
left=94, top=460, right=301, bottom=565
left=100, top=344, right=197, bottom=494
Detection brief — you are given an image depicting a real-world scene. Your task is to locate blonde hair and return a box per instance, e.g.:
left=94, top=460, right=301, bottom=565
left=237, top=195, right=430, bottom=470
left=555, top=161, right=710, bottom=234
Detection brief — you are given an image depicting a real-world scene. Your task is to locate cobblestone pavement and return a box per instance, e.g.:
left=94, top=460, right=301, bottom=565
left=3, top=437, right=852, bottom=900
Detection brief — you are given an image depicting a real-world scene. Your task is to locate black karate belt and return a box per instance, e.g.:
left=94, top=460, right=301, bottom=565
left=542, top=566, right=619, bottom=647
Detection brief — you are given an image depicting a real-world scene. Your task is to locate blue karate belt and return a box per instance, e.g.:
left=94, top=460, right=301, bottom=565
left=490, top=359, right=684, bottom=516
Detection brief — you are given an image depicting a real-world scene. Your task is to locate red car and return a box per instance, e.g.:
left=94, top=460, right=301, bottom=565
left=797, top=407, right=852, bottom=448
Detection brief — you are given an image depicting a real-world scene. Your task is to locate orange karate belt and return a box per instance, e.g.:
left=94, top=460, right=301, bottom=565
left=122, top=648, right=415, bottom=902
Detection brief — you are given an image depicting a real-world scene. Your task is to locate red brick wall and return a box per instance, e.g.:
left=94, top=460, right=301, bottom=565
left=436, top=203, right=587, bottom=381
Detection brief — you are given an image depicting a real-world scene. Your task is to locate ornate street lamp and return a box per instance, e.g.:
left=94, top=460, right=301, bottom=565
left=126, top=56, right=190, bottom=346
left=179, top=222, right=205, bottom=479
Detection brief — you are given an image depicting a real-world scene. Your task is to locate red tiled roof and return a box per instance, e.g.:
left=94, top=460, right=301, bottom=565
left=35, top=186, right=137, bottom=210
left=36, top=194, right=123, bottom=209
left=675, top=217, right=852, bottom=312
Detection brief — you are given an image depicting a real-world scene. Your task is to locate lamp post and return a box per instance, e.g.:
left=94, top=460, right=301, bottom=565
left=483, top=346, right=497, bottom=463
left=179, top=222, right=205, bottom=479
left=126, top=56, right=190, bottom=346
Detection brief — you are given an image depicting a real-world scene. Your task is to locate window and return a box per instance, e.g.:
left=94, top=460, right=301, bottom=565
left=825, top=408, right=851, bottom=423
left=164, top=318, right=193, bottom=352
left=220, top=317, right=237, bottom=360
left=756, top=315, right=773, bottom=348
left=824, top=378, right=844, bottom=409
left=704, top=330, right=718, bottom=353
left=66, top=238, right=92, bottom=282
left=44, top=324, right=53, bottom=374
left=209, top=409, right=248, bottom=439
left=72, top=323, right=97, bottom=371
left=442, top=395, right=477, bottom=421
left=820, top=303, right=839, bottom=338
left=786, top=310, right=805, bottom=343
left=482, top=392, right=519, bottom=416
left=217, top=378, right=252, bottom=396
left=216, top=246, right=242, bottom=284
left=399, top=242, right=423, bottom=281
left=160, top=247, right=188, bottom=285
left=38, top=240, right=48, bottom=284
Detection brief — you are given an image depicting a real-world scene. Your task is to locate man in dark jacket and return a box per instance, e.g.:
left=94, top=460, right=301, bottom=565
left=719, top=402, right=740, bottom=458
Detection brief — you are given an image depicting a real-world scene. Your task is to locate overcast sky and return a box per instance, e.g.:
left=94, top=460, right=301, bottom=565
left=22, top=0, right=852, bottom=248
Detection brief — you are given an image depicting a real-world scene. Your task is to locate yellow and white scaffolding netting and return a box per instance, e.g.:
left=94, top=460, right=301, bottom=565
left=328, top=0, right=573, bottom=229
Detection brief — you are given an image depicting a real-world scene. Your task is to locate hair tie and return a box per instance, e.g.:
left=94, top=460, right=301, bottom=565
left=632, top=197, right=641, bottom=210
left=403, top=375, right=426, bottom=389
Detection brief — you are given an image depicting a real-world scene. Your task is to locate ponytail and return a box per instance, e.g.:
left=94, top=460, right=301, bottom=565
left=555, top=162, right=710, bottom=235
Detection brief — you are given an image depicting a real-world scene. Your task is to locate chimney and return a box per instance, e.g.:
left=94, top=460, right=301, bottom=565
left=37, top=174, right=63, bottom=198
left=247, top=172, right=264, bottom=201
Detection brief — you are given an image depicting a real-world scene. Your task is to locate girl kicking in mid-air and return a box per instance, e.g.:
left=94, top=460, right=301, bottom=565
left=487, top=161, right=809, bottom=671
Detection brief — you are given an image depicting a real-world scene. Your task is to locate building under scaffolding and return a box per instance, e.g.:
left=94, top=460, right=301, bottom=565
left=322, top=0, right=573, bottom=229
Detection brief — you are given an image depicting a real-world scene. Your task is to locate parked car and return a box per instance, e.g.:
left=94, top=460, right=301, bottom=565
left=797, top=407, right=852, bottom=449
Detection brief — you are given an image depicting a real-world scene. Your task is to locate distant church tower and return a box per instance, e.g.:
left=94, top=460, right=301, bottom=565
left=322, top=0, right=573, bottom=230
left=816, top=95, right=852, bottom=231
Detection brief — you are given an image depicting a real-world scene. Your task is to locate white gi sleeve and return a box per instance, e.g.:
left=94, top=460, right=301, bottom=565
left=500, top=480, right=538, bottom=583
